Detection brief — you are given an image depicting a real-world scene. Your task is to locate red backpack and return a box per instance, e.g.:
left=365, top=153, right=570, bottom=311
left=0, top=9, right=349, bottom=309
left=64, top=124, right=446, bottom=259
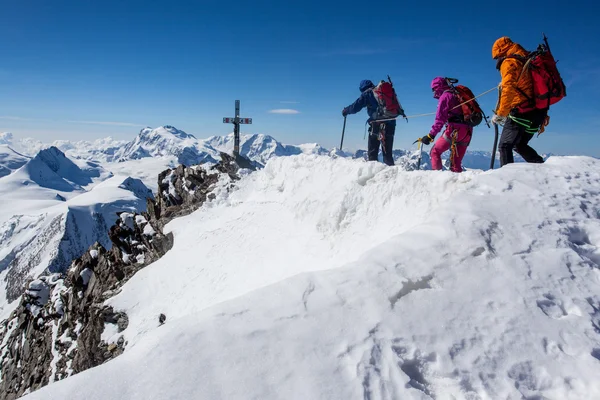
left=510, top=36, right=567, bottom=113
left=372, top=76, right=406, bottom=120
left=445, top=78, right=485, bottom=127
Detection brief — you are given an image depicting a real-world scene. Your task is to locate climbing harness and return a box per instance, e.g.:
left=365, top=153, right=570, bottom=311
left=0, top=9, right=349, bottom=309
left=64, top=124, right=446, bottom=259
left=508, top=115, right=539, bottom=135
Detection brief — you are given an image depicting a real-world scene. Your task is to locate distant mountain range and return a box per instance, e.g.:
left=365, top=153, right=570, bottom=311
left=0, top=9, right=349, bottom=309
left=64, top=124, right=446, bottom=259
left=2, top=126, right=524, bottom=171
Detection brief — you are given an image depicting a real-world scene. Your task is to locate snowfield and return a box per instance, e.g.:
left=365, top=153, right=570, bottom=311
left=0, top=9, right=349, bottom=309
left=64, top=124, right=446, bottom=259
left=24, top=155, right=600, bottom=400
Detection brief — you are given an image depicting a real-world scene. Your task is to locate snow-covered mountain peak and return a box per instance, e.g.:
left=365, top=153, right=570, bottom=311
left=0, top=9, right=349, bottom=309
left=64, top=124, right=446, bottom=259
left=115, top=125, right=210, bottom=166
left=33, top=146, right=73, bottom=173
left=138, top=125, right=196, bottom=142
left=117, top=176, right=154, bottom=200
left=16, top=146, right=109, bottom=193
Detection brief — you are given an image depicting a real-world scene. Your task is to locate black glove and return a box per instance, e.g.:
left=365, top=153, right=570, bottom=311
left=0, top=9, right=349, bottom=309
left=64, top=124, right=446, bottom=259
left=342, top=108, right=348, bottom=117
left=420, top=134, right=434, bottom=145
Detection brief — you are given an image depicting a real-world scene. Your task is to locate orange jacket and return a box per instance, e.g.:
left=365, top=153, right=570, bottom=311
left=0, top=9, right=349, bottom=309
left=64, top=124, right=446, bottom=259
left=492, top=37, right=533, bottom=116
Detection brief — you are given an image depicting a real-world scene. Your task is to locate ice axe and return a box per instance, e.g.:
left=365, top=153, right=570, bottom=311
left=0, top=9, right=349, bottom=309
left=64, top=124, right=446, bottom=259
left=339, top=115, right=347, bottom=151
left=490, top=123, right=499, bottom=170
left=412, top=137, right=424, bottom=170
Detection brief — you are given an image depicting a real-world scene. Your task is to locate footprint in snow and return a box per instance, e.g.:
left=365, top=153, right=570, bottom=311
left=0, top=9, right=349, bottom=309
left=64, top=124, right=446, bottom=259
left=536, top=293, right=567, bottom=319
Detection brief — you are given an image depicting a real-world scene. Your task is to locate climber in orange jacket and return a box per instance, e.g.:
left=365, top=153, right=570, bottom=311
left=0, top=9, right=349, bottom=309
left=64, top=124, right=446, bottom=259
left=492, top=37, right=546, bottom=166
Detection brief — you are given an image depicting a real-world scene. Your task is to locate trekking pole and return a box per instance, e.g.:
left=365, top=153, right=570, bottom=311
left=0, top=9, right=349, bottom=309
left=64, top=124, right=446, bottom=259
left=416, top=141, right=423, bottom=170
left=490, top=123, right=499, bottom=169
left=339, top=115, right=347, bottom=151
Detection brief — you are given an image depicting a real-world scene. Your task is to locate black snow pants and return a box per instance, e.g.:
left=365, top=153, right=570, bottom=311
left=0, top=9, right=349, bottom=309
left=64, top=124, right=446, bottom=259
left=368, top=121, right=395, bottom=166
left=499, top=109, right=547, bottom=166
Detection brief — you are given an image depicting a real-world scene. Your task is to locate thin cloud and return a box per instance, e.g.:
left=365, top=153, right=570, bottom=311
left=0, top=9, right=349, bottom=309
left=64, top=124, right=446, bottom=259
left=1, top=116, right=143, bottom=127
left=67, top=120, right=145, bottom=127
left=268, top=109, right=301, bottom=115
left=0, top=116, right=30, bottom=121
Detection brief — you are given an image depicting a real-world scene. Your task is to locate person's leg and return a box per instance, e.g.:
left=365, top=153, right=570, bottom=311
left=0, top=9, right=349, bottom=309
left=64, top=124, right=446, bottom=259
left=514, top=110, right=546, bottom=163
left=382, top=123, right=395, bottom=166
left=450, top=126, right=472, bottom=172
left=515, top=135, right=544, bottom=163
left=430, top=135, right=451, bottom=170
left=498, top=119, right=521, bottom=166
left=451, top=144, right=469, bottom=172
left=367, top=124, right=380, bottom=161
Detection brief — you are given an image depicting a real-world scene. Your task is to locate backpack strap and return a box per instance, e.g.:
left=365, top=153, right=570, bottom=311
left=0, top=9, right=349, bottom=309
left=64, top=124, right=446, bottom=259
left=500, top=54, right=535, bottom=105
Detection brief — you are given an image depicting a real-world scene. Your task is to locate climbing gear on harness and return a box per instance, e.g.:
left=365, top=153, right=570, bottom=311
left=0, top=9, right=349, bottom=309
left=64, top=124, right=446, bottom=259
left=378, top=123, right=387, bottom=155
left=444, top=130, right=470, bottom=171
left=538, top=115, right=550, bottom=136
left=508, top=115, right=539, bottom=135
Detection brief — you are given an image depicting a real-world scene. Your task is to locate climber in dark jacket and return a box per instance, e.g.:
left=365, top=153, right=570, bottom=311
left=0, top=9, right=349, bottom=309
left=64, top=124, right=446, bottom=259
left=342, top=80, right=396, bottom=166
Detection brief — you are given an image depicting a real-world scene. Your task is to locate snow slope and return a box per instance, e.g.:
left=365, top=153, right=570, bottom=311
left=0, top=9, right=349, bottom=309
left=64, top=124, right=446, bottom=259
left=25, top=155, right=600, bottom=400
left=0, top=145, right=29, bottom=178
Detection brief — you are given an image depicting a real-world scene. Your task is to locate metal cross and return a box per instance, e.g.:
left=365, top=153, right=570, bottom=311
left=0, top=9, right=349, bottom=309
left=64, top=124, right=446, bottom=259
left=223, top=100, right=252, bottom=156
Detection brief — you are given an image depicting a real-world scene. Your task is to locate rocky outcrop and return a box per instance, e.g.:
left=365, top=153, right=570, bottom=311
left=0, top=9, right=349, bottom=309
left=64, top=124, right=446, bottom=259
left=0, top=153, right=241, bottom=399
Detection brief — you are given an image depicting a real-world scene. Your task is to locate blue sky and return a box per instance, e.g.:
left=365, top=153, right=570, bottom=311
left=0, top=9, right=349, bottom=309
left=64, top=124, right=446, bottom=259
left=0, top=0, right=598, bottom=155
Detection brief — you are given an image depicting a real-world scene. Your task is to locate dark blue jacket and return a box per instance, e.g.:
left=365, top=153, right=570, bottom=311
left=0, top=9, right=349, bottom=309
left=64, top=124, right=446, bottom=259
left=344, top=80, right=396, bottom=127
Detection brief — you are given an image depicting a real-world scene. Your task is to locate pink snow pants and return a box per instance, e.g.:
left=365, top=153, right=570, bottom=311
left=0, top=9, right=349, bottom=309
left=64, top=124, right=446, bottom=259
left=430, top=124, right=473, bottom=172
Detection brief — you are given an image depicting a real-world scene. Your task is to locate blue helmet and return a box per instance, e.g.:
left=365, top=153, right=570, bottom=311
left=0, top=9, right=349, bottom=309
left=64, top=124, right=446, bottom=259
left=359, top=80, right=375, bottom=92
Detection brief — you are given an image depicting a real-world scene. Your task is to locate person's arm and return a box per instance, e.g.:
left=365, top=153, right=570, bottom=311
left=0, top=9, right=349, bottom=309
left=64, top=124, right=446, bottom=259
left=429, top=93, right=451, bottom=137
left=344, top=92, right=369, bottom=115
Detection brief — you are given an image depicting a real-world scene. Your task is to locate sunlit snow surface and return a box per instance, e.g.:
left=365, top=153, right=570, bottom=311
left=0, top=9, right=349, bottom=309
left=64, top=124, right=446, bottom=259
left=23, top=155, right=600, bottom=400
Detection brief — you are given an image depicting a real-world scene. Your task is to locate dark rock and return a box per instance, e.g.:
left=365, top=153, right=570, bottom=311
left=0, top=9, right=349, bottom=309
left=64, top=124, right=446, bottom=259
left=159, top=313, right=166, bottom=325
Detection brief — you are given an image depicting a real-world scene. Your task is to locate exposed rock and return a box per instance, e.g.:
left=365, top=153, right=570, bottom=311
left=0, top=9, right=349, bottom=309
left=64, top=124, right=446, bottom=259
left=149, top=152, right=239, bottom=229
left=0, top=152, right=242, bottom=399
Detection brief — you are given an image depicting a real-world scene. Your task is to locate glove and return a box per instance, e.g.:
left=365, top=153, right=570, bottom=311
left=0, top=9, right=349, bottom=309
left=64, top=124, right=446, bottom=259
left=420, top=134, right=434, bottom=145
left=491, top=115, right=507, bottom=126
left=342, top=108, right=348, bottom=117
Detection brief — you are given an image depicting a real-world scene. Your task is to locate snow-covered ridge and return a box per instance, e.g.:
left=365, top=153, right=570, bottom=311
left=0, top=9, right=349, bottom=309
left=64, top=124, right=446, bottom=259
left=23, top=154, right=600, bottom=400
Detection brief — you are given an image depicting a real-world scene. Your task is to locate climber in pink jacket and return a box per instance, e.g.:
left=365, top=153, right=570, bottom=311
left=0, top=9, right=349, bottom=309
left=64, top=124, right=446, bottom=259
left=417, top=77, right=473, bottom=172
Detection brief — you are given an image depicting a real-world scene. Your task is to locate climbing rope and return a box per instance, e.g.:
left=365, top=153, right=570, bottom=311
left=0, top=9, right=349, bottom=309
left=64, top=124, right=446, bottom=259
left=370, top=86, right=499, bottom=123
